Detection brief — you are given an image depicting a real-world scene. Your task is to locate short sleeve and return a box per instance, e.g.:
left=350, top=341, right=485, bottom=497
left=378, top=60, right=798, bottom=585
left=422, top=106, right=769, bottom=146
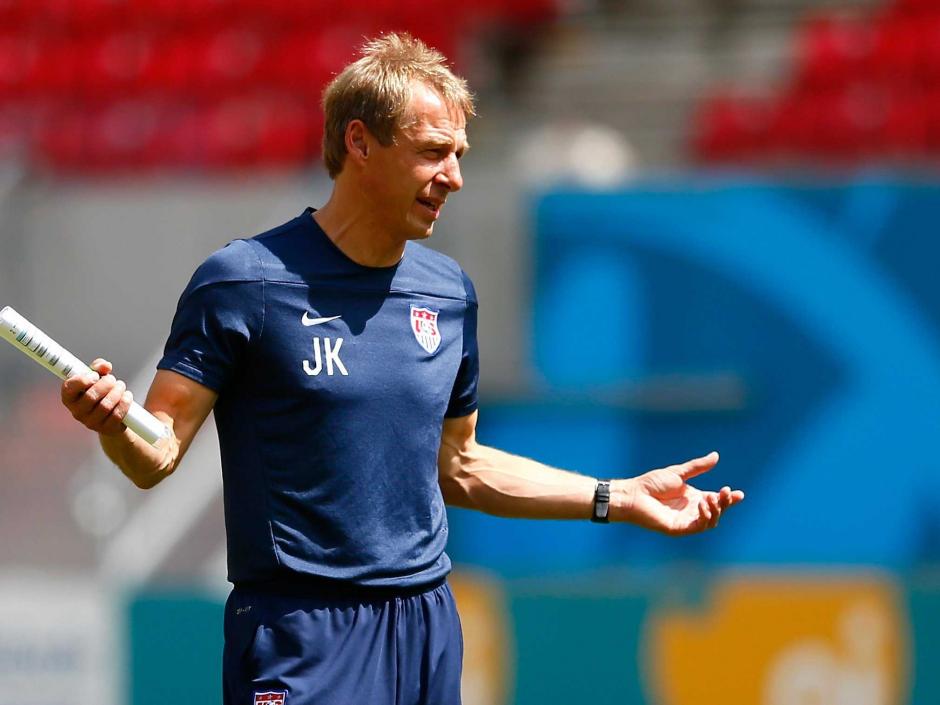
left=157, top=240, right=264, bottom=393
left=445, top=270, right=479, bottom=418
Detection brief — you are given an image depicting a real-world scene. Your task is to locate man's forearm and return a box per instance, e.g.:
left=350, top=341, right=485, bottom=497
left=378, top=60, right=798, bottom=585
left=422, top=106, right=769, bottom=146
left=438, top=416, right=740, bottom=532
left=99, top=415, right=179, bottom=490
left=440, top=442, right=604, bottom=519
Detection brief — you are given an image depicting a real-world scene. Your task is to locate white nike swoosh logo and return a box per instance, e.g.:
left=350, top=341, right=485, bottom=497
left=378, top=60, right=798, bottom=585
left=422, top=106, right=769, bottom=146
left=301, top=313, right=341, bottom=327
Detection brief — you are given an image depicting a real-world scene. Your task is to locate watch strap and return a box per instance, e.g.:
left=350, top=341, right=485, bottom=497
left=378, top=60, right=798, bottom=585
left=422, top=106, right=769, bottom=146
left=591, top=480, right=611, bottom=523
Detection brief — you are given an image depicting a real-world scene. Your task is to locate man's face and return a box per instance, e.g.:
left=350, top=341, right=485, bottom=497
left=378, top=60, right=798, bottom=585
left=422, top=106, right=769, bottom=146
left=362, top=82, right=468, bottom=242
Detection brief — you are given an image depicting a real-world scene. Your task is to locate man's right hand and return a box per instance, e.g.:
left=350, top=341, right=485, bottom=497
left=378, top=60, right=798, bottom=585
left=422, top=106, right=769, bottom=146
left=61, top=357, right=134, bottom=436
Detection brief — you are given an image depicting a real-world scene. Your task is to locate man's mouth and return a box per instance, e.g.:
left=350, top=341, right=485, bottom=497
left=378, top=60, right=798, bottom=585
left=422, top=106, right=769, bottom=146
left=416, top=197, right=442, bottom=218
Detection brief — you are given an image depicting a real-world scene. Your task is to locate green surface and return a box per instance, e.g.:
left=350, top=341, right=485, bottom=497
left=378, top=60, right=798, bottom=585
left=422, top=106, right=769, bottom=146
left=907, top=574, right=940, bottom=704
left=128, top=589, right=224, bottom=705
left=509, top=583, right=649, bottom=705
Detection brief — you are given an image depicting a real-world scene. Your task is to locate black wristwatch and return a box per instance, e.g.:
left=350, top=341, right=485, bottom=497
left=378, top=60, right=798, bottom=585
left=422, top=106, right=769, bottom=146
left=591, top=480, right=611, bottom=523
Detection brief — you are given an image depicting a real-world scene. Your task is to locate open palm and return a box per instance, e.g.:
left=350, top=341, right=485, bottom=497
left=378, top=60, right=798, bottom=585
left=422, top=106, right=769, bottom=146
left=624, top=452, right=744, bottom=535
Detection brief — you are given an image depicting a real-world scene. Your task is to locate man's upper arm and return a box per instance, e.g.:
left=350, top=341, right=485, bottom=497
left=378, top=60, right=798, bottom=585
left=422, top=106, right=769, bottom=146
left=438, top=410, right=479, bottom=507
left=144, top=369, right=217, bottom=465
left=440, top=410, right=478, bottom=454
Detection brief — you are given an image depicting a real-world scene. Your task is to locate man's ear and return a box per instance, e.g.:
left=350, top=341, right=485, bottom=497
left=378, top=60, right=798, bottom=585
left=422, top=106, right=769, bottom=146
left=345, top=119, right=369, bottom=166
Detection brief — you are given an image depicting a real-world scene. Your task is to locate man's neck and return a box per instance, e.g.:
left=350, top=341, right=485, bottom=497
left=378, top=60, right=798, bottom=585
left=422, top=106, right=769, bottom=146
left=312, top=190, right=406, bottom=268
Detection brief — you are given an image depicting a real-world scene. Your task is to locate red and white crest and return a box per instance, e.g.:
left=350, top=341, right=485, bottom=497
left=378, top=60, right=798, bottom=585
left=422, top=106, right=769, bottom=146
left=254, top=692, right=287, bottom=705
left=410, top=305, right=441, bottom=355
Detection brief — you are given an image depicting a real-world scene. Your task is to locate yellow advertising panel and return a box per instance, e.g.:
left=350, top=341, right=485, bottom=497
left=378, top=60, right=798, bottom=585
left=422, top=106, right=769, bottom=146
left=451, top=570, right=515, bottom=705
left=645, top=573, right=909, bottom=705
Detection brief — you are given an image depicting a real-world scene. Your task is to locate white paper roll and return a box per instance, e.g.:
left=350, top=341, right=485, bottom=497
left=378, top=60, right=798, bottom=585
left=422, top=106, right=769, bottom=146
left=0, top=306, right=169, bottom=446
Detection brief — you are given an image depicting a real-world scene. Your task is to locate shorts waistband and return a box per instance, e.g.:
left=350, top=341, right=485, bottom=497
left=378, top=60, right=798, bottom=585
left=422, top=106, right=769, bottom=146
left=232, top=574, right=447, bottom=601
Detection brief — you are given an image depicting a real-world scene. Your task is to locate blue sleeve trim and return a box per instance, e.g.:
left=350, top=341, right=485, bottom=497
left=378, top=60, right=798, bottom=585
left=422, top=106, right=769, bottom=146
left=444, top=399, right=479, bottom=419
left=156, top=356, right=225, bottom=393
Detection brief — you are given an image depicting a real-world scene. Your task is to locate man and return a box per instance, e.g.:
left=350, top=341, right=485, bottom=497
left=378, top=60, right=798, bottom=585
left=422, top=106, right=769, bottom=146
left=61, top=33, right=743, bottom=704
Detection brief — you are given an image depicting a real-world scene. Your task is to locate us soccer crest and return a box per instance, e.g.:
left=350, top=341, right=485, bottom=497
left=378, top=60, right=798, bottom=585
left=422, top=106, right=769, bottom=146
left=410, top=305, right=441, bottom=354
left=254, top=692, right=287, bottom=705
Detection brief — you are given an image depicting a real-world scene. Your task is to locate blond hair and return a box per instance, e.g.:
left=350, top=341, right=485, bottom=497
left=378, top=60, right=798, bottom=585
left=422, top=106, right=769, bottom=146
left=321, top=32, right=475, bottom=179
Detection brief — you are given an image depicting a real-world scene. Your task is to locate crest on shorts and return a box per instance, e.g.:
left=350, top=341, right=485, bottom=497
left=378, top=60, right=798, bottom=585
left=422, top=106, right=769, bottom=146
left=254, top=692, right=287, bottom=705
left=410, top=305, right=441, bottom=355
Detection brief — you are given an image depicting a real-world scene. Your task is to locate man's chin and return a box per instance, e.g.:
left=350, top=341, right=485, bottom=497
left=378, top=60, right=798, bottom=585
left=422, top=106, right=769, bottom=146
left=405, top=217, right=435, bottom=240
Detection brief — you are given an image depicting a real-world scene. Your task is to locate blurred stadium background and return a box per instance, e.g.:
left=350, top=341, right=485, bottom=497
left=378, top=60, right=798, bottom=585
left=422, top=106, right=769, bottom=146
left=0, top=0, right=939, bottom=702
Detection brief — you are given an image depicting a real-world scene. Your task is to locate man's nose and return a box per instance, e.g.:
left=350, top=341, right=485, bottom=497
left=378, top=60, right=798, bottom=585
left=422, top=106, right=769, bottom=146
left=436, top=155, right=463, bottom=192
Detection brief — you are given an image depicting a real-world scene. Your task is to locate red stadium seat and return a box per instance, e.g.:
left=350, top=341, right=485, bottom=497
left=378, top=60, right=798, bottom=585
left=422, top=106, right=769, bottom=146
left=27, top=39, right=80, bottom=97
left=147, top=104, right=202, bottom=168
left=809, top=85, right=889, bottom=159
left=123, top=0, right=176, bottom=25
left=923, top=87, right=940, bottom=151
left=62, top=0, right=134, bottom=31
left=869, top=16, right=920, bottom=84
left=84, top=101, right=162, bottom=170
left=795, top=14, right=876, bottom=90
left=202, top=97, right=263, bottom=168
left=881, top=90, right=929, bottom=154
left=126, top=0, right=234, bottom=27
left=0, top=34, right=38, bottom=98
left=29, top=0, right=73, bottom=27
left=398, top=19, right=458, bottom=61
left=196, top=95, right=321, bottom=170
left=136, top=33, right=199, bottom=95
left=916, top=16, right=940, bottom=84
left=889, top=0, right=940, bottom=17
left=0, top=0, right=26, bottom=28
left=192, top=27, right=268, bottom=97
left=268, top=26, right=374, bottom=94
left=766, top=92, right=818, bottom=157
left=237, top=0, right=321, bottom=25
left=265, top=30, right=331, bottom=93
left=256, top=97, right=319, bottom=166
left=37, top=101, right=194, bottom=172
left=82, top=32, right=157, bottom=98
left=690, top=90, right=771, bottom=162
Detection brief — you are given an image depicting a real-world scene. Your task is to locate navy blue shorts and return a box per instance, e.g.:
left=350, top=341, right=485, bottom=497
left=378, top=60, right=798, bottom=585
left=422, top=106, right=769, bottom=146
left=222, top=579, right=463, bottom=705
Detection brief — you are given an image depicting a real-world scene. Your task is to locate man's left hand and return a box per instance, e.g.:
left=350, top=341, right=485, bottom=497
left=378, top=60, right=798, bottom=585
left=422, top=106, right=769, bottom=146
left=611, top=452, right=744, bottom=535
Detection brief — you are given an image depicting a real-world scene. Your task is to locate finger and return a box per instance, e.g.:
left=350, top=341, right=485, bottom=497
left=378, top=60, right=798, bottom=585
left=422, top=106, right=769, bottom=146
left=716, top=488, right=745, bottom=513
left=84, top=379, right=127, bottom=430
left=99, top=389, right=134, bottom=435
left=718, top=486, right=733, bottom=509
left=90, top=358, right=113, bottom=375
left=674, top=451, right=719, bottom=481
left=70, top=374, right=118, bottom=420
left=698, top=497, right=712, bottom=525
left=61, top=371, right=99, bottom=404
left=117, top=389, right=133, bottom=418
left=707, top=493, right=721, bottom=529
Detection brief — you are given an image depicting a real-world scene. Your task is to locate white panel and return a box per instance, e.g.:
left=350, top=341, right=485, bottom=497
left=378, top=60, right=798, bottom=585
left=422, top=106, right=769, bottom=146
left=0, top=572, right=118, bottom=705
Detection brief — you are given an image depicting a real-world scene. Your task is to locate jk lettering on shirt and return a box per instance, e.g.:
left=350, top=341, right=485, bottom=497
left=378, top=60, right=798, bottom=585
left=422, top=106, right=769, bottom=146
left=301, top=313, right=348, bottom=376
left=303, top=336, right=348, bottom=377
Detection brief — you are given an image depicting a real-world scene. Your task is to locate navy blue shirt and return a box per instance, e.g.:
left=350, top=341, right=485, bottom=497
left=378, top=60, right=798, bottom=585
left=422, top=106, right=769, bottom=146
left=158, top=208, right=479, bottom=588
